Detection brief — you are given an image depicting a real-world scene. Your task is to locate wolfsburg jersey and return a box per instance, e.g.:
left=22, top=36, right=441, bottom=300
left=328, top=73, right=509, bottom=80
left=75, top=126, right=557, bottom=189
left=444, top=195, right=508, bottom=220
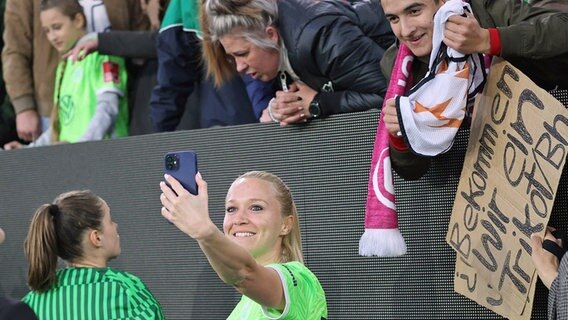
left=227, top=261, right=327, bottom=320
left=55, top=52, right=128, bottom=143
left=22, top=267, right=164, bottom=320
left=160, top=0, right=202, bottom=37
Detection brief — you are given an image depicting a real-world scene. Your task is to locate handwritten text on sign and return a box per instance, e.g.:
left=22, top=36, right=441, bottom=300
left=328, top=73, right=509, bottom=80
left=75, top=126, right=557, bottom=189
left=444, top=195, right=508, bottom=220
left=446, top=59, right=568, bottom=319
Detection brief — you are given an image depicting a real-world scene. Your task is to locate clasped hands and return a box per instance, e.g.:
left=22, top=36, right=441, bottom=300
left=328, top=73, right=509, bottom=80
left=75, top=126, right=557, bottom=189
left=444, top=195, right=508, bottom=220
left=260, top=82, right=317, bottom=126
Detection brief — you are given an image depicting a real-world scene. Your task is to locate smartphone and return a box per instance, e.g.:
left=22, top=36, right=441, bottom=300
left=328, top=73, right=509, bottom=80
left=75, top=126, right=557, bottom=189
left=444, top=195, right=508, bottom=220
left=164, top=151, right=198, bottom=195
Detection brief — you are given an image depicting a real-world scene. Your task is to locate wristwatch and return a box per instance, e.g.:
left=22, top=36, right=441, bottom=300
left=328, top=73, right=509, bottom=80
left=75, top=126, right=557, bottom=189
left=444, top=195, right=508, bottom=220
left=308, top=95, right=321, bottom=119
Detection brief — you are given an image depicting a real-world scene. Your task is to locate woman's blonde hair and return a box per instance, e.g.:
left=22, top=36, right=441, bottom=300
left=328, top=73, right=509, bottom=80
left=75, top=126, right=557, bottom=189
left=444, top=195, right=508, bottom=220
left=236, top=171, right=304, bottom=263
left=200, top=0, right=279, bottom=87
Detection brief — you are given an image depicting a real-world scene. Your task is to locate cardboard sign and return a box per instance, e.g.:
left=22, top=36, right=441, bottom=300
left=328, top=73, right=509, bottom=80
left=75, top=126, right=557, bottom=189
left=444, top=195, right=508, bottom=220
left=446, top=58, right=568, bottom=319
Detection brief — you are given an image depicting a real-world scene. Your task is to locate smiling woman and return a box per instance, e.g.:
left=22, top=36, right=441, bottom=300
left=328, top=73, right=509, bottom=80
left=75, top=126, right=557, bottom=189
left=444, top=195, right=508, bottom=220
left=160, top=171, right=328, bottom=319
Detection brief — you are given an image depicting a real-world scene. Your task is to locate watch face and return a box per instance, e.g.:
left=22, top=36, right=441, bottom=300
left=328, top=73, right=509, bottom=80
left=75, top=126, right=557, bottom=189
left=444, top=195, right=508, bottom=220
left=309, top=102, right=321, bottom=118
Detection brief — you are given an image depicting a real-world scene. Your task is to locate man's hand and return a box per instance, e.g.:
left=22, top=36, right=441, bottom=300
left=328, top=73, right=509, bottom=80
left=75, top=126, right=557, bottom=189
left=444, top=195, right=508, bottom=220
left=15, top=109, right=41, bottom=142
left=64, top=33, right=99, bottom=62
left=3, top=140, right=24, bottom=150
left=444, top=12, right=491, bottom=55
left=531, top=228, right=561, bottom=289
left=383, top=98, right=401, bottom=136
left=63, top=32, right=99, bottom=61
left=144, top=0, right=162, bottom=30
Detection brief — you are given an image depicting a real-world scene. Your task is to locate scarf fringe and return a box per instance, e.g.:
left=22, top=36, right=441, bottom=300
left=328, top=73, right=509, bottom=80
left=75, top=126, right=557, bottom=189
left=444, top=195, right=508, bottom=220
left=358, top=228, right=407, bottom=257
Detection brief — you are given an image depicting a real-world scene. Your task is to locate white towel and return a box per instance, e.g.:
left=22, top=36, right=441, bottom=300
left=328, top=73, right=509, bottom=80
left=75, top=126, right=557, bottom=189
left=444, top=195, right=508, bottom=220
left=397, top=0, right=486, bottom=156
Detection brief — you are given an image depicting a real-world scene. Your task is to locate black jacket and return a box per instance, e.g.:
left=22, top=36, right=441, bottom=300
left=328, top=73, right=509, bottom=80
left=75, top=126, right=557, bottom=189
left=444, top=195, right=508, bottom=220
left=149, top=25, right=268, bottom=131
left=472, top=0, right=568, bottom=91
left=277, top=0, right=395, bottom=117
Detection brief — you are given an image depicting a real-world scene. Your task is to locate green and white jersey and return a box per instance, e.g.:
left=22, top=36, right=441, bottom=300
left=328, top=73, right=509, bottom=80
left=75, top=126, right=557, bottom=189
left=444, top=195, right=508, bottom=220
left=22, top=267, right=164, bottom=320
left=55, top=52, right=128, bottom=143
left=227, top=261, right=327, bottom=320
left=160, top=0, right=202, bottom=37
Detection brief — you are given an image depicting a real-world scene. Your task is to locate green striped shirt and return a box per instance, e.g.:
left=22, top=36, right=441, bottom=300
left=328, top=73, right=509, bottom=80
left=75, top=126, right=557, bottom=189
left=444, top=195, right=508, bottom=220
left=22, top=267, right=164, bottom=320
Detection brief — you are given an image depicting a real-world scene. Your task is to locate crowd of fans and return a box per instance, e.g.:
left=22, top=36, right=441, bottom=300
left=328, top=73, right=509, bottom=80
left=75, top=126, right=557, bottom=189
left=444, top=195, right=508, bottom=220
left=0, top=0, right=566, bottom=149
left=0, top=0, right=567, bottom=319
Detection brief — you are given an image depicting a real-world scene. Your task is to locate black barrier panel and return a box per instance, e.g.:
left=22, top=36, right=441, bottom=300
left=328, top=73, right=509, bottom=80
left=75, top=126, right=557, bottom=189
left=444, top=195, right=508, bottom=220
left=0, top=91, right=566, bottom=319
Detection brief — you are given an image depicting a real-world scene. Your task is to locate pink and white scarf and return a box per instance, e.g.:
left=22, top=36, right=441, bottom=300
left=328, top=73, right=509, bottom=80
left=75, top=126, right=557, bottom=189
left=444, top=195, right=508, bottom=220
left=359, top=43, right=414, bottom=257
left=360, top=0, right=486, bottom=257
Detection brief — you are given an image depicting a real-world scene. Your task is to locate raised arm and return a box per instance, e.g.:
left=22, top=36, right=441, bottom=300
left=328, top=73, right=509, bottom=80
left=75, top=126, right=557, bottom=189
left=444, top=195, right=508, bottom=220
left=159, top=174, right=286, bottom=310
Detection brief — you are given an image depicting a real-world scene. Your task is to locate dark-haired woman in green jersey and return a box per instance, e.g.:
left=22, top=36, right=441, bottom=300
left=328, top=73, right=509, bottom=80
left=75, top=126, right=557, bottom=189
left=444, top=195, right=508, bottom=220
left=22, top=190, right=164, bottom=320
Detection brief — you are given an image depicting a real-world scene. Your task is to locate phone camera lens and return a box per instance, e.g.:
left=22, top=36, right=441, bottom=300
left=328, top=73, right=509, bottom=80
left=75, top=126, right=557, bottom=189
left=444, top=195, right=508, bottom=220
left=165, top=154, right=179, bottom=170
